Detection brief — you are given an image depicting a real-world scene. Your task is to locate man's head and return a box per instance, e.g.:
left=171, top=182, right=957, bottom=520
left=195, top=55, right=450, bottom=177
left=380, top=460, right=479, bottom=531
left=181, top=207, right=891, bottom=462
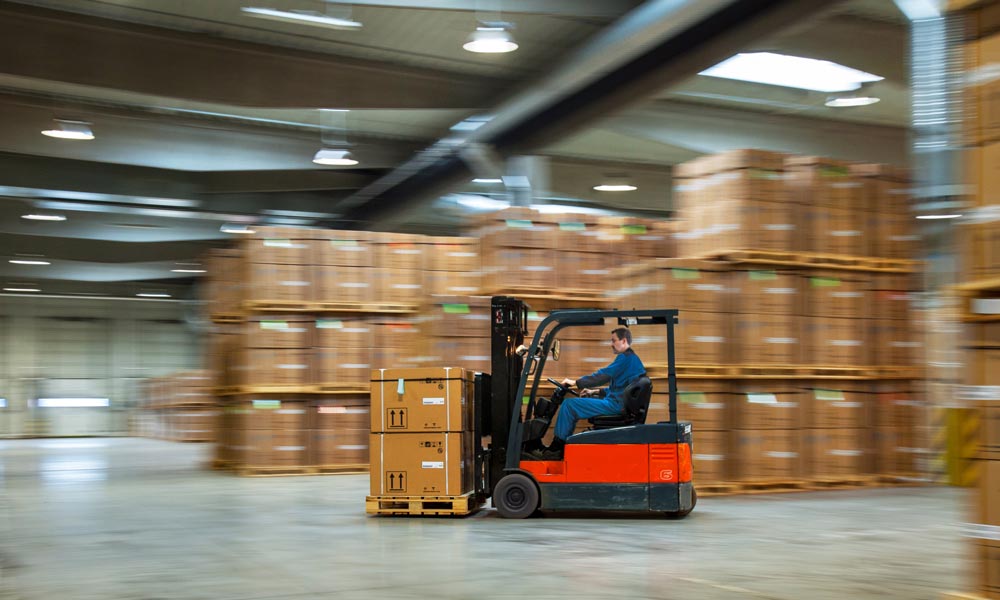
left=610, top=327, right=632, bottom=355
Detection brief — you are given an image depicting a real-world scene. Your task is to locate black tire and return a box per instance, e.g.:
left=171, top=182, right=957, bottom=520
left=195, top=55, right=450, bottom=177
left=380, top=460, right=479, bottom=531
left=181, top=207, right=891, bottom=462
left=666, top=488, right=697, bottom=519
left=494, top=473, right=540, bottom=519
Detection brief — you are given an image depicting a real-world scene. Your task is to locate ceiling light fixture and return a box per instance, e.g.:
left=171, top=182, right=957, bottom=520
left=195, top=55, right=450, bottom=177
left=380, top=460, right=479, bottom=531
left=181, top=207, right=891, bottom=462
left=700, top=52, right=883, bottom=92
left=22, top=214, right=66, bottom=221
left=4, top=287, right=40, bottom=293
left=825, top=95, right=880, bottom=108
left=916, top=214, right=963, bottom=219
left=472, top=178, right=503, bottom=184
left=453, top=194, right=511, bottom=211
left=9, top=259, right=50, bottom=266
left=41, top=119, right=95, bottom=141
left=137, top=292, right=172, bottom=298
left=312, top=148, right=358, bottom=166
left=463, top=24, right=518, bottom=54
left=220, top=223, right=256, bottom=234
left=594, top=174, right=637, bottom=192
left=313, top=109, right=359, bottom=167
left=240, top=7, right=362, bottom=30
left=171, top=269, right=207, bottom=274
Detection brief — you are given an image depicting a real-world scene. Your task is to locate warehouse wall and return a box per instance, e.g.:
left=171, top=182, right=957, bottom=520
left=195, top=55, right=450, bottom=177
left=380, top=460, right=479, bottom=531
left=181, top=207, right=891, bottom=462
left=0, top=295, right=202, bottom=437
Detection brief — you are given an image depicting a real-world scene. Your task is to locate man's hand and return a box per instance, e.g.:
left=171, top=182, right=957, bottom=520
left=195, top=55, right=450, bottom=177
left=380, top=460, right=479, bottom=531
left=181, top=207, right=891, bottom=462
left=515, top=344, right=529, bottom=357
left=561, top=378, right=576, bottom=389
left=581, top=388, right=600, bottom=397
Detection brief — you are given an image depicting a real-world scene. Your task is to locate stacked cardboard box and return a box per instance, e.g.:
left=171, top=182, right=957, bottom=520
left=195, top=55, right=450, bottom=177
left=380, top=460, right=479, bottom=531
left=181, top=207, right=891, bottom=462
left=804, top=381, right=871, bottom=478
left=731, top=380, right=805, bottom=480
left=730, top=268, right=802, bottom=365
left=218, top=395, right=309, bottom=468
left=649, top=380, right=732, bottom=483
left=419, top=295, right=492, bottom=375
left=786, top=157, right=865, bottom=256
left=240, top=227, right=315, bottom=304
left=369, top=367, right=475, bottom=497
left=851, top=164, right=918, bottom=259
left=139, top=371, right=217, bottom=442
left=802, top=269, right=868, bottom=367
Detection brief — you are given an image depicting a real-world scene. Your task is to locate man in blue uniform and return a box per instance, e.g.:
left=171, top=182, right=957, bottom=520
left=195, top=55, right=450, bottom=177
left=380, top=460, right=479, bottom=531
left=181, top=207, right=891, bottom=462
left=541, top=326, right=645, bottom=459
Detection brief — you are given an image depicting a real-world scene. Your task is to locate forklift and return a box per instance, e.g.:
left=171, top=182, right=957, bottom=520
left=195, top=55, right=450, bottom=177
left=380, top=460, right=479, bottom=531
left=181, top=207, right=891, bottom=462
left=473, top=297, right=696, bottom=519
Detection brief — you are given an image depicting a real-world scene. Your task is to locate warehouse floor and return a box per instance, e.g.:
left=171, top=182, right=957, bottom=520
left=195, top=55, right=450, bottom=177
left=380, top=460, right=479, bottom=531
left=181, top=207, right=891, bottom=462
left=0, top=438, right=970, bottom=600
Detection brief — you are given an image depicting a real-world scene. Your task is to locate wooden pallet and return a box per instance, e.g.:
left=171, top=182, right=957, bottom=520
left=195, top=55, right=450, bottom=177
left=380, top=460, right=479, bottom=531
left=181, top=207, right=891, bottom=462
left=366, top=492, right=482, bottom=516
left=243, top=301, right=317, bottom=312
left=876, top=473, right=931, bottom=487
left=732, top=479, right=814, bottom=494
left=647, top=364, right=734, bottom=378
left=215, top=385, right=318, bottom=396
left=808, top=475, right=880, bottom=490
left=210, top=313, right=244, bottom=324
left=940, top=592, right=990, bottom=600
left=694, top=482, right=742, bottom=497
left=231, top=464, right=369, bottom=477
left=698, top=249, right=919, bottom=273
left=314, top=301, right=418, bottom=314
left=314, top=464, right=368, bottom=475
left=314, top=383, right=370, bottom=394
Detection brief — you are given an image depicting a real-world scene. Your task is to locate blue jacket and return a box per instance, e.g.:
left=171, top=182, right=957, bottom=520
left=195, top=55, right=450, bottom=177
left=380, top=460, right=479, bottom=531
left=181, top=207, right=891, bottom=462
left=576, top=348, right=645, bottom=406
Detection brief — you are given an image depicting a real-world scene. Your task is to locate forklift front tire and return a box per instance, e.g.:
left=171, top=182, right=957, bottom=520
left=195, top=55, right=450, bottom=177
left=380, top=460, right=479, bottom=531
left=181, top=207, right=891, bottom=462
left=494, top=473, right=540, bottom=519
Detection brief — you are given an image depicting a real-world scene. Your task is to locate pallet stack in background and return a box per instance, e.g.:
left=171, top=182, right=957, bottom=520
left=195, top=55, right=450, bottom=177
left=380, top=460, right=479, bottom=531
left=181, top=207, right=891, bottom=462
left=366, top=367, right=478, bottom=515
left=136, top=371, right=216, bottom=442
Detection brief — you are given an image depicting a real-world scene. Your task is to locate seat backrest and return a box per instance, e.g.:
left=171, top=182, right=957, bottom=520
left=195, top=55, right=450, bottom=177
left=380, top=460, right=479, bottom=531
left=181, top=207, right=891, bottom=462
left=622, top=375, right=653, bottom=424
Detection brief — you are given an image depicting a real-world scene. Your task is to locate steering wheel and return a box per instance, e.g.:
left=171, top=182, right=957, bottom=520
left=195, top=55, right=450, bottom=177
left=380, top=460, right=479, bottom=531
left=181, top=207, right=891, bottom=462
left=547, top=377, right=578, bottom=396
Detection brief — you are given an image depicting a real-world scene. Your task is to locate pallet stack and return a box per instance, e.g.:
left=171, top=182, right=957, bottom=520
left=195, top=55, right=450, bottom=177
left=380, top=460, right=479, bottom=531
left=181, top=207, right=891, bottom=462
left=138, top=371, right=216, bottom=442
left=366, top=367, right=479, bottom=516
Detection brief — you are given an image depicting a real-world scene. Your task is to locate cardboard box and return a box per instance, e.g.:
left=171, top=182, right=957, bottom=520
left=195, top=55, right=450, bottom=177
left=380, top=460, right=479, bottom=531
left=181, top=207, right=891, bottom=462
left=316, top=346, right=372, bottom=386
left=873, top=319, right=923, bottom=366
left=785, top=156, right=864, bottom=209
left=311, top=425, right=369, bottom=466
left=369, top=432, right=474, bottom=496
left=874, top=382, right=926, bottom=430
left=676, top=310, right=729, bottom=365
left=807, top=205, right=865, bottom=256
left=482, top=247, right=556, bottom=290
left=803, top=270, right=869, bottom=319
left=709, top=148, right=787, bottom=173
left=557, top=251, right=613, bottom=291
left=424, top=337, right=491, bottom=375
left=244, top=429, right=309, bottom=466
left=977, top=538, right=1000, bottom=599
left=729, top=269, right=800, bottom=315
left=479, top=211, right=557, bottom=250
left=225, top=397, right=309, bottom=430
left=691, top=430, right=731, bottom=483
left=806, top=428, right=870, bottom=477
left=370, top=367, right=475, bottom=433
left=804, top=317, right=865, bottom=366
left=423, top=236, right=481, bottom=272
left=732, top=429, right=803, bottom=480
left=873, top=425, right=921, bottom=475
left=645, top=260, right=730, bottom=313
left=422, top=295, right=492, bottom=338
left=313, top=316, right=374, bottom=348
left=244, top=262, right=313, bottom=303
left=371, top=319, right=423, bottom=359
left=809, top=383, right=870, bottom=429
left=875, top=212, right=919, bottom=259
left=967, top=347, right=1000, bottom=388
left=232, top=349, right=311, bottom=386
left=376, top=268, right=424, bottom=304
left=980, top=458, right=1000, bottom=526
left=423, top=270, right=483, bottom=296
left=377, top=234, right=427, bottom=271
left=966, top=33, right=1000, bottom=145
left=650, top=380, right=730, bottom=431
left=240, top=227, right=313, bottom=265
left=245, top=316, right=311, bottom=349
left=314, top=230, right=375, bottom=267
left=314, top=265, right=374, bottom=304
left=732, top=314, right=801, bottom=365
left=733, top=381, right=804, bottom=430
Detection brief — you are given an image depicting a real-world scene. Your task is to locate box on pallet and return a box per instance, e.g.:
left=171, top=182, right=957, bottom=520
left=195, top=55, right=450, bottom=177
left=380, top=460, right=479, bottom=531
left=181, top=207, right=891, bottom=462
left=557, top=251, right=613, bottom=291
left=316, top=346, right=372, bottom=386
left=239, top=226, right=314, bottom=265
left=244, top=263, right=313, bottom=303
left=806, top=205, right=865, bottom=256
left=872, top=319, right=923, bottom=366
left=424, top=338, right=491, bottom=375
left=733, top=381, right=804, bottom=430
left=372, top=319, right=422, bottom=361
left=675, top=198, right=799, bottom=256
left=477, top=208, right=557, bottom=249
left=482, top=247, right=555, bottom=291
left=808, top=382, right=870, bottom=429
left=805, top=428, right=870, bottom=477
left=369, top=432, right=474, bottom=496
left=960, top=216, right=1000, bottom=282
left=978, top=539, right=1000, bottom=599
left=375, top=268, right=424, bottom=304
left=785, top=156, right=864, bottom=210
left=422, top=295, right=492, bottom=338
left=965, top=32, right=1000, bottom=146
left=981, top=458, right=1000, bottom=526
left=314, top=230, right=375, bottom=267
left=803, top=270, right=869, bottom=318
left=675, top=310, right=729, bottom=365
left=370, top=367, right=475, bottom=433
left=231, top=349, right=311, bottom=386
left=376, top=233, right=427, bottom=271
left=314, top=316, right=373, bottom=348
left=245, top=315, right=311, bottom=349
left=729, top=269, right=801, bottom=315
left=204, top=248, right=243, bottom=314
left=308, top=397, right=369, bottom=466
left=422, top=236, right=481, bottom=272
left=649, top=380, right=730, bottom=431
left=691, top=430, right=731, bottom=483
left=638, top=260, right=730, bottom=313
left=424, top=270, right=483, bottom=296
left=732, top=429, right=803, bottom=480
left=732, top=314, right=801, bottom=365
left=804, top=317, right=866, bottom=366
left=314, top=265, right=374, bottom=304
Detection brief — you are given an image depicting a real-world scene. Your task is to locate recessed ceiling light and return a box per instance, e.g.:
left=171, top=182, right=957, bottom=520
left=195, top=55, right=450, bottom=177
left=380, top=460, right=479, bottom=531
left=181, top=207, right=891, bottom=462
left=825, top=96, right=880, bottom=108
left=454, top=195, right=511, bottom=211
left=220, top=224, right=256, bottom=234
left=593, top=184, right=638, bottom=192
left=313, top=148, right=359, bottom=166
left=137, top=292, right=172, bottom=298
left=472, top=178, right=503, bottom=184
left=700, top=52, right=883, bottom=93
left=916, top=214, right=962, bottom=219
left=41, top=119, right=94, bottom=141
left=4, top=287, right=40, bottom=292
left=171, top=269, right=207, bottom=274
left=9, top=259, right=50, bottom=266
left=241, top=7, right=363, bottom=29
left=463, top=25, right=518, bottom=54
left=22, top=214, right=66, bottom=221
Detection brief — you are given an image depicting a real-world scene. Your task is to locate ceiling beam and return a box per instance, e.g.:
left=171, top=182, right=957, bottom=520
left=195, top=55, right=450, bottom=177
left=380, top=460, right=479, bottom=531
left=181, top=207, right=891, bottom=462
left=0, top=2, right=507, bottom=109
left=341, top=0, right=642, bottom=17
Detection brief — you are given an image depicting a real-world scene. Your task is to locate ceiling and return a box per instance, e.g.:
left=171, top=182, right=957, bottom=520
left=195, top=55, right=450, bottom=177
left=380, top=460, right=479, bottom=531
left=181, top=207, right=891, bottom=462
left=0, top=0, right=912, bottom=299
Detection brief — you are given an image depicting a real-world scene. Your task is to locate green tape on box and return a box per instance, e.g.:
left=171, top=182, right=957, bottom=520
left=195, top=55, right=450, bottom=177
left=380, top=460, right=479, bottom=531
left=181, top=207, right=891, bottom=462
left=260, top=321, right=288, bottom=330
left=316, top=319, right=343, bottom=329
left=749, top=270, right=778, bottom=281
left=679, top=392, right=706, bottom=404
left=505, top=219, right=533, bottom=228
left=814, top=389, right=845, bottom=401
left=252, top=400, right=281, bottom=409
left=819, top=166, right=849, bottom=178
left=811, top=277, right=841, bottom=287
left=621, top=225, right=647, bottom=235
left=443, top=303, right=470, bottom=314
left=522, top=396, right=531, bottom=405
left=559, top=222, right=586, bottom=231
left=749, top=169, right=780, bottom=180
left=672, top=268, right=700, bottom=280
left=527, top=311, right=539, bottom=319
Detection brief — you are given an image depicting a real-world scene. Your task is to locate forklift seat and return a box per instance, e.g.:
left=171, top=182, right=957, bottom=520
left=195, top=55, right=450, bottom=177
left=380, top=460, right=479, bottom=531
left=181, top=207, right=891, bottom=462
left=587, top=375, right=652, bottom=430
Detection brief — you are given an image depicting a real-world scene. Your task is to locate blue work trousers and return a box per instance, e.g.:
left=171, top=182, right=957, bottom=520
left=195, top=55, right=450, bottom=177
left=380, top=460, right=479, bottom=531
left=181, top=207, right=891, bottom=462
left=554, top=396, right=622, bottom=440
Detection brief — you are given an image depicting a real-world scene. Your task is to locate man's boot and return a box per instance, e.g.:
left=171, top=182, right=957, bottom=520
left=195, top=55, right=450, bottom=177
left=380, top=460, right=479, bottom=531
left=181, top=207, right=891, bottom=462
left=540, top=437, right=565, bottom=460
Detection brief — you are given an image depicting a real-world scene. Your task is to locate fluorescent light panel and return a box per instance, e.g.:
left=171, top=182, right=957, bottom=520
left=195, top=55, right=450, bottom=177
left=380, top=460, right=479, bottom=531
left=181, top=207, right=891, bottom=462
left=472, top=178, right=503, bottom=184
left=700, top=52, right=883, bottom=92
left=170, top=269, right=206, bottom=274
left=22, top=214, right=66, bottom=221
left=593, top=184, right=637, bottom=192
left=4, top=287, right=40, bottom=292
left=137, top=292, right=172, bottom=298
left=0, top=398, right=6, bottom=408
left=241, top=7, right=363, bottom=29
left=9, top=259, right=50, bottom=265
left=916, top=214, right=962, bottom=219
left=37, top=398, right=110, bottom=408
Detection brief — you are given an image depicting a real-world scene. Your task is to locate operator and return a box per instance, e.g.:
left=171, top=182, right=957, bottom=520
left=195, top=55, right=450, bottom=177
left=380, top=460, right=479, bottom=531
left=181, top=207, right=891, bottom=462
left=542, top=326, right=645, bottom=459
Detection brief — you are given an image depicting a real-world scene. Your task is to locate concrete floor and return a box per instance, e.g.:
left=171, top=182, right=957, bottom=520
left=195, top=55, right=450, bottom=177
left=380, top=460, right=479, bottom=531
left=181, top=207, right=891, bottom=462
left=0, top=438, right=973, bottom=600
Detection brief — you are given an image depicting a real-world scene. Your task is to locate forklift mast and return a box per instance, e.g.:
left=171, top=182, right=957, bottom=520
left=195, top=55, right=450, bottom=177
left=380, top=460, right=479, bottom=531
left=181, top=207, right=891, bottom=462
left=485, top=297, right=527, bottom=494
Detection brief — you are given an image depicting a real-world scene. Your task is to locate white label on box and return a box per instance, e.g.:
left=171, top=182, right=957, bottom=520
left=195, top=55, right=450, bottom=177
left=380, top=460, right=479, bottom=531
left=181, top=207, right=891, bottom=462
left=448, top=252, right=477, bottom=257
left=264, top=239, right=297, bottom=248
left=459, top=355, right=490, bottom=361
left=766, top=451, right=798, bottom=459
left=831, top=230, right=861, bottom=237
left=748, top=393, right=778, bottom=404
left=829, top=449, right=863, bottom=457
left=316, top=320, right=343, bottom=329
left=276, top=446, right=306, bottom=452
left=774, top=402, right=798, bottom=408
left=764, top=288, right=796, bottom=294
left=392, top=284, right=422, bottom=289
left=891, top=342, right=922, bottom=348
left=763, top=224, right=795, bottom=231
left=693, top=403, right=725, bottom=410
left=280, top=280, right=310, bottom=286
left=337, top=445, right=367, bottom=451
left=522, top=266, right=553, bottom=271
left=693, top=336, right=724, bottom=343
left=340, top=363, right=370, bottom=369
left=692, top=284, right=724, bottom=291
left=832, top=402, right=862, bottom=408
left=832, top=292, right=862, bottom=298
left=340, top=282, right=370, bottom=288
left=957, top=386, right=1000, bottom=400
left=582, top=270, right=610, bottom=275
left=423, top=397, right=445, bottom=405
left=422, top=461, right=445, bottom=469
left=764, top=337, right=796, bottom=344
left=890, top=235, right=920, bottom=242
left=972, top=298, right=1000, bottom=314
left=333, top=245, right=365, bottom=251
left=460, top=314, right=490, bottom=321
left=278, top=364, right=308, bottom=369
left=276, top=409, right=305, bottom=415
left=831, top=340, right=862, bottom=346
left=694, top=454, right=724, bottom=461
left=319, top=406, right=347, bottom=414
left=393, top=249, right=422, bottom=255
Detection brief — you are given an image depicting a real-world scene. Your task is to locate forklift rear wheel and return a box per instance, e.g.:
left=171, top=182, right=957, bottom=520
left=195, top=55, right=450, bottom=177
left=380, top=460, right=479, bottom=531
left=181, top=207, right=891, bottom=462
left=666, top=488, right=697, bottom=519
left=494, top=473, right=539, bottom=519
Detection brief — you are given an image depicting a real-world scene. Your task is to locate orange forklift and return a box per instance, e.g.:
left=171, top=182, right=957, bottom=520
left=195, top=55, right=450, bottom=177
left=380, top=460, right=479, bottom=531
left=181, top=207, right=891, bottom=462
left=473, top=297, right=696, bottom=518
